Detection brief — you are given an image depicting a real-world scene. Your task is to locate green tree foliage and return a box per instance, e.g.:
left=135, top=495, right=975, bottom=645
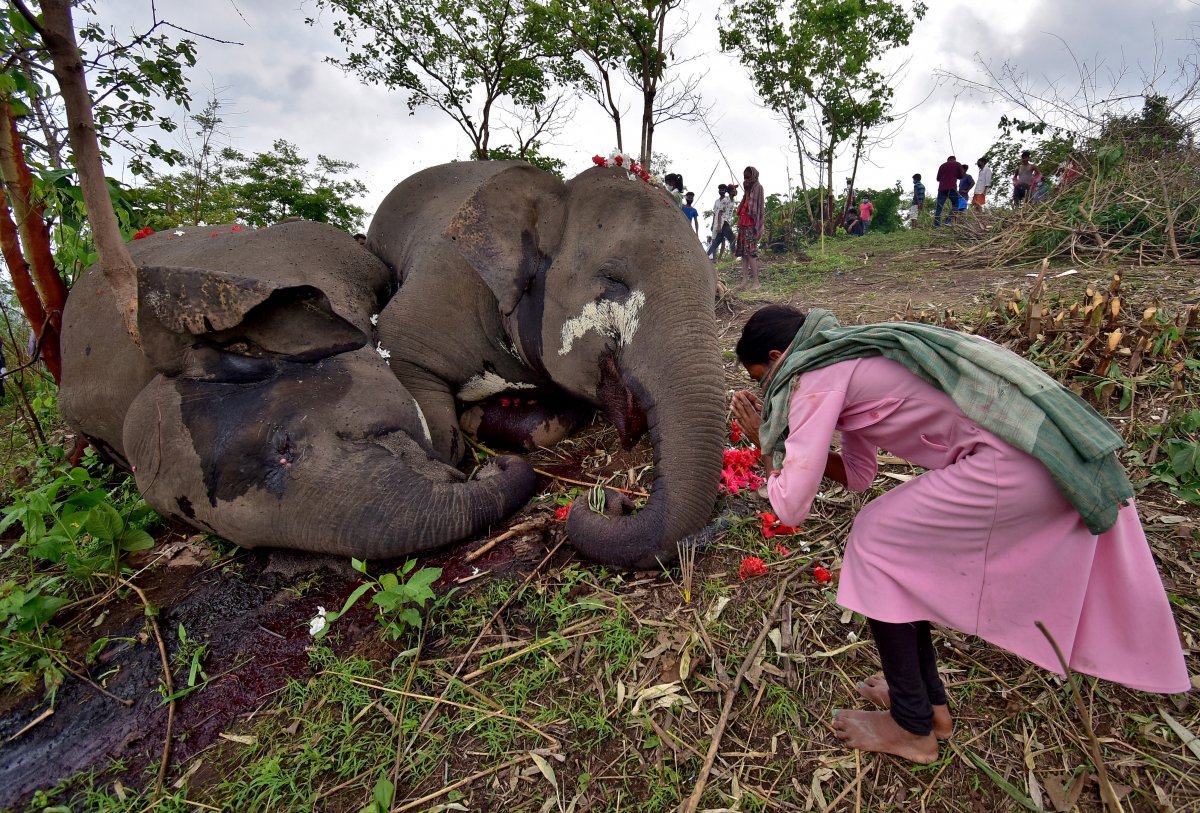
left=535, top=0, right=699, bottom=169
left=2, top=4, right=198, bottom=172
left=0, top=4, right=199, bottom=279
left=131, top=138, right=369, bottom=233
left=720, top=0, right=926, bottom=230
left=231, top=140, right=368, bottom=231
left=478, top=143, right=566, bottom=177
left=309, top=0, right=566, bottom=160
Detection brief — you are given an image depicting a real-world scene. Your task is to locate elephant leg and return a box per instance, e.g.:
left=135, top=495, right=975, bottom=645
left=401, top=372, right=463, bottom=463
left=459, top=391, right=593, bottom=453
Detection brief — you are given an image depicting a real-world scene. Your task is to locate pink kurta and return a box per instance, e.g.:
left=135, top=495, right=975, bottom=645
left=767, top=356, right=1189, bottom=693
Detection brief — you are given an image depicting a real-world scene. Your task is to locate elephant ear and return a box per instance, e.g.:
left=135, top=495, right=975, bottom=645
left=137, top=265, right=368, bottom=376
left=443, top=164, right=566, bottom=315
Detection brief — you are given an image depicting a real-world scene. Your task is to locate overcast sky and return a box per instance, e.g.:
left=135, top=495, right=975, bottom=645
left=90, top=0, right=1199, bottom=225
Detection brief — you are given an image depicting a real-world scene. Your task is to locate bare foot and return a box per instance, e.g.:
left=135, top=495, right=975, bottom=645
left=832, top=709, right=939, bottom=764
left=855, top=674, right=953, bottom=739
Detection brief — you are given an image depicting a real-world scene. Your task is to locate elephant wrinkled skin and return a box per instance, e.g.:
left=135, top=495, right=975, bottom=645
left=59, top=162, right=726, bottom=569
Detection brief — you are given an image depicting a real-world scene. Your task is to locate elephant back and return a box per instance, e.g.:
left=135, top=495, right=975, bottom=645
left=368, top=160, right=546, bottom=286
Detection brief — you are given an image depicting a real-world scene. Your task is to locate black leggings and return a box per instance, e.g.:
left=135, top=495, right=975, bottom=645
left=867, top=618, right=948, bottom=736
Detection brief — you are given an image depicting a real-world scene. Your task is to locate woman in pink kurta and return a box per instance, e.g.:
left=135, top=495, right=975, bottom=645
left=731, top=305, right=1189, bottom=764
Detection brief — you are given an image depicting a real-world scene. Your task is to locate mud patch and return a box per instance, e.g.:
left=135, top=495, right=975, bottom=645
left=0, top=549, right=366, bottom=809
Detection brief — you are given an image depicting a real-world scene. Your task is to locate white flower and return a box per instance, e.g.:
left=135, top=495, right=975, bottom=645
left=197, top=220, right=207, bottom=227
left=173, top=230, right=185, bottom=237
left=308, top=606, right=327, bottom=637
left=375, top=342, right=391, bottom=361
left=370, top=313, right=379, bottom=326
left=848, top=632, right=858, bottom=642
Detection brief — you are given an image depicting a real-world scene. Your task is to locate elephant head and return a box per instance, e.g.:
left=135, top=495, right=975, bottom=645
left=373, top=162, right=726, bottom=569
left=60, top=222, right=537, bottom=559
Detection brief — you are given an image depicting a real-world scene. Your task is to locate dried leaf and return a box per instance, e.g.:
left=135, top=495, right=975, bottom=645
left=529, top=751, right=557, bottom=789
left=704, top=596, right=731, bottom=624
left=1159, top=707, right=1200, bottom=760
left=218, top=733, right=257, bottom=746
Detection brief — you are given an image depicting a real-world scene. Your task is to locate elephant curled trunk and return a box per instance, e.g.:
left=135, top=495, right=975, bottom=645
left=565, top=323, right=726, bottom=570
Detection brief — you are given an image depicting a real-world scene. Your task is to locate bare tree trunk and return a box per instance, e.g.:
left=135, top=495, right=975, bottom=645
left=784, top=107, right=815, bottom=226
left=599, top=68, right=624, bottom=153
left=27, top=0, right=140, bottom=346
left=0, top=102, right=66, bottom=382
left=0, top=201, right=59, bottom=381
left=847, top=121, right=865, bottom=211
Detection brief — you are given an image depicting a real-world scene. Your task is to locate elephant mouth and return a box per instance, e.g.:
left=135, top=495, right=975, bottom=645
left=597, top=353, right=648, bottom=449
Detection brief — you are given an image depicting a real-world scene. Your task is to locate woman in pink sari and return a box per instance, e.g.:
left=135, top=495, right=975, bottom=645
left=735, top=166, right=765, bottom=289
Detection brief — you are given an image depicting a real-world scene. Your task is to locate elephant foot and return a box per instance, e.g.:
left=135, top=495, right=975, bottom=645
left=459, top=391, right=591, bottom=453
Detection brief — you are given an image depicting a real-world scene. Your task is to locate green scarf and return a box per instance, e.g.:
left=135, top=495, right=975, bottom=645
left=758, top=308, right=1133, bottom=534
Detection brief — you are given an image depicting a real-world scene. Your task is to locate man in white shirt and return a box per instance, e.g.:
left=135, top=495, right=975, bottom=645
left=972, top=157, right=993, bottom=212
left=707, top=184, right=736, bottom=260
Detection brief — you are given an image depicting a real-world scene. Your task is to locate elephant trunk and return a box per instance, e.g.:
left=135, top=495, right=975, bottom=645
left=295, top=452, right=539, bottom=560
left=565, top=312, right=725, bottom=570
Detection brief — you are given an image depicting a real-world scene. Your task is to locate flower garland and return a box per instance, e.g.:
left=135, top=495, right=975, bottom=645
left=591, top=148, right=657, bottom=185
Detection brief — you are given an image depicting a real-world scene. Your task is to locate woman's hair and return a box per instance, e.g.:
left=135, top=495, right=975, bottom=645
left=735, top=305, right=807, bottom=365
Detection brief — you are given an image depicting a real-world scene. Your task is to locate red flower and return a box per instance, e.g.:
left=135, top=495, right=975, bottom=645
left=813, top=565, right=833, bottom=584
left=210, top=232, right=219, bottom=237
left=131, top=226, right=154, bottom=240
left=719, top=446, right=764, bottom=495
left=230, top=225, right=243, bottom=232
left=554, top=504, right=570, bottom=521
left=759, top=511, right=798, bottom=538
left=738, top=556, right=768, bottom=581
left=614, top=155, right=624, bottom=166
left=592, top=155, right=607, bottom=166
left=729, top=420, right=744, bottom=444
left=774, top=543, right=791, bottom=557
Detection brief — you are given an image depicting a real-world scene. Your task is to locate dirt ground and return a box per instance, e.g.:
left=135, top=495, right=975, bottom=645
left=1, top=237, right=1198, bottom=812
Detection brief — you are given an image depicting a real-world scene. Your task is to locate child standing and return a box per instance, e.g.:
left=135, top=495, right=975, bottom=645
left=730, top=305, right=1189, bottom=763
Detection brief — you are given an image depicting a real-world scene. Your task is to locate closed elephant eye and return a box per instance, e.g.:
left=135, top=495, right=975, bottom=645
left=601, top=274, right=630, bottom=297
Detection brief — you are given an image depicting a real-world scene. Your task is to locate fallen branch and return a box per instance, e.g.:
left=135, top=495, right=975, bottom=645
left=1035, top=620, right=1124, bottom=813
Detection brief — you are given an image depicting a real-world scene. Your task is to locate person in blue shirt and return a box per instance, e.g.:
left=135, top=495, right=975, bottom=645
left=956, top=164, right=974, bottom=211
left=681, top=191, right=699, bottom=237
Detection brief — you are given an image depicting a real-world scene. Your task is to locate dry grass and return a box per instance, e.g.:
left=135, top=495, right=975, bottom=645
left=5, top=258, right=1198, bottom=813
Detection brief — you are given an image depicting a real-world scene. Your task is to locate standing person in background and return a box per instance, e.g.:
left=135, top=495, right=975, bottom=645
left=933, top=156, right=964, bottom=227
left=972, top=158, right=992, bottom=211
left=858, top=196, right=874, bottom=234
left=735, top=166, right=765, bottom=289
left=664, top=173, right=685, bottom=208
left=909, top=174, right=926, bottom=225
left=1013, top=151, right=1036, bottom=206
left=956, top=164, right=974, bottom=212
left=707, top=184, right=736, bottom=261
left=681, top=192, right=700, bottom=238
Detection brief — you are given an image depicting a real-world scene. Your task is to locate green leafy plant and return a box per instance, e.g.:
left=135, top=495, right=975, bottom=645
left=1149, top=409, right=1200, bottom=504
left=0, top=451, right=157, bottom=581
left=0, top=578, right=68, bottom=696
left=312, top=558, right=443, bottom=642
